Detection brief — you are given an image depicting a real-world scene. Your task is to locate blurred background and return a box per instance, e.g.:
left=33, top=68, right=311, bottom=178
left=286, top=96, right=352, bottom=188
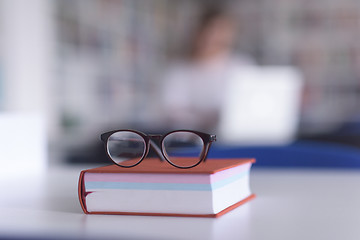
left=1, top=0, right=360, bottom=167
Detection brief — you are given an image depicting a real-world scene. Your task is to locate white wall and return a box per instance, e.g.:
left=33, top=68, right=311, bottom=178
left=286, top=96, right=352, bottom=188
left=1, top=0, right=57, bottom=138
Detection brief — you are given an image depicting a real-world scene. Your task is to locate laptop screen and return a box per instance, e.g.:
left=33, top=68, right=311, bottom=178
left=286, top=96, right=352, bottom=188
left=218, top=66, right=303, bottom=145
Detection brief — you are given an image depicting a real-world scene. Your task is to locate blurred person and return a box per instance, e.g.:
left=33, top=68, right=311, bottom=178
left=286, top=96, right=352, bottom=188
left=162, top=6, right=254, bottom=132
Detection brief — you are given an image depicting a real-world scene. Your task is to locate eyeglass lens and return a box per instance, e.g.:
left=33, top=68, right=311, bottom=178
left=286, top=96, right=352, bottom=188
left=107, top=131, right=146, bottom=166
left=162, top=131, right=204, bottom=167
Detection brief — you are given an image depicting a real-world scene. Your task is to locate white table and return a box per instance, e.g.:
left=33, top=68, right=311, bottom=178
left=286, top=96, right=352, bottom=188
left=1, top=165, right=360, bottom=240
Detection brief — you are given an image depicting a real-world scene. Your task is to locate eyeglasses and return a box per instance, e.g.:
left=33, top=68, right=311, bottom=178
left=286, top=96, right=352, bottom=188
left=100, top=129, right=216, bottom=169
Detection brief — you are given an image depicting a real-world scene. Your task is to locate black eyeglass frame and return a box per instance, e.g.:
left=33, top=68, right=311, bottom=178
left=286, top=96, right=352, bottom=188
left=100, top=129, right=216, bottom=169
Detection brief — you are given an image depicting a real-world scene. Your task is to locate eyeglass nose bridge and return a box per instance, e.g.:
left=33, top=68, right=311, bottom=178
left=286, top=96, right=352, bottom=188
left=148, top=138, right=166, bottom=162
left=148, top=134, right=162, bottom=140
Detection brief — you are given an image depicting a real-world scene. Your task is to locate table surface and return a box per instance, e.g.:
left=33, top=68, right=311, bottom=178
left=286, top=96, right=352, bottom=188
left=1, top=165, right=360, bottom=240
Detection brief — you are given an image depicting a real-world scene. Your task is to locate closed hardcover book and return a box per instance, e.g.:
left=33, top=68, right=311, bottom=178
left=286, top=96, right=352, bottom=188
left=78, top=158, right=255, bottom=218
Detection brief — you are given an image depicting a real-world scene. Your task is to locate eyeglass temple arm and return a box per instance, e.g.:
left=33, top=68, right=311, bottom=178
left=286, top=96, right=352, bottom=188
left=149, top=140, right=166, bottom=162
left=202, top=135, right=216, bottom=162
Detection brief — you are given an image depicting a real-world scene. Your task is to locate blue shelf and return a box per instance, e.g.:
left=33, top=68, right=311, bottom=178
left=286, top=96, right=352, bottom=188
left=207, top=141, right=360, bottom=169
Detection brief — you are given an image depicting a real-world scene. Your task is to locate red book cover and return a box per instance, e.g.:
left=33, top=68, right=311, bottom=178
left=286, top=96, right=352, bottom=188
left=79, top=158, right=255, bottom=218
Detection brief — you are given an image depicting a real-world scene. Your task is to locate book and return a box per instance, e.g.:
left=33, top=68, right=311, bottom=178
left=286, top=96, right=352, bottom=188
left=78, top=158, right=255, bottom=218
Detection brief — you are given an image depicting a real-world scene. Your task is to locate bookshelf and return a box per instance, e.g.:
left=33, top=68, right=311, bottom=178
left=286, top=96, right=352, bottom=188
left=55, top=0, right=360, bottom=148
left=55, top=0, right=172, bottom=147
left=233, top=0, right=360, bottom=133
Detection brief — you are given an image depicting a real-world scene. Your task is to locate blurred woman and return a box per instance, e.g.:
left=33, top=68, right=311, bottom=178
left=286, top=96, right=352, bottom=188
left=162, top=7, right=254, bottom=132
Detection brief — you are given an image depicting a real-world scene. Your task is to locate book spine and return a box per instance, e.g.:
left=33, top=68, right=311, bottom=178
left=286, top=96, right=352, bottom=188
left=78, top=171, right=89, bottom=214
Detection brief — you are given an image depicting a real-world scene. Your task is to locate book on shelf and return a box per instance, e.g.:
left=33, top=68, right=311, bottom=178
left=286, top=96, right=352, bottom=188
left=78, top=158, right=255, bottom=218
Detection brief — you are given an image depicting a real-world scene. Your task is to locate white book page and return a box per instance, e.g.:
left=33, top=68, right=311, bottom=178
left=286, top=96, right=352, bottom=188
left=212, top=175, right=251, bottom=214
left=86, top=189, right=213, bottom=214
left=85, top=172, right=251, bottom=215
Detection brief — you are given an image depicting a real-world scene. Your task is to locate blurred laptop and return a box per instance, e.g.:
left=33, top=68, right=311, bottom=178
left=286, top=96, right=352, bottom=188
left=218, top=66, right=303, bottom=145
